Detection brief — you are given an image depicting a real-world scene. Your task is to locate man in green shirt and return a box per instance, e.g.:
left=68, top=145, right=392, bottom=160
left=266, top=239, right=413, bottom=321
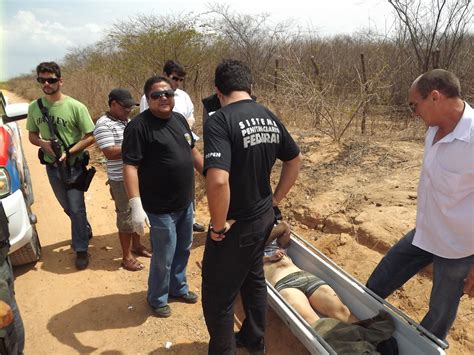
left=26, top=62, right=95, bottom=270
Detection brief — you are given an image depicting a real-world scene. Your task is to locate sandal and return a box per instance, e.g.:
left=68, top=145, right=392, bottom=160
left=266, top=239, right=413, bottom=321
left=131, top=246, right=152, bottom=258
left=121, top=258, right=145, bottom=271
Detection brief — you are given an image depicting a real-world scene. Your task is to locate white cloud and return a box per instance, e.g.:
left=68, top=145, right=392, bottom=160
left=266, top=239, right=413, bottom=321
left=2, top=10, right=107, bottom=80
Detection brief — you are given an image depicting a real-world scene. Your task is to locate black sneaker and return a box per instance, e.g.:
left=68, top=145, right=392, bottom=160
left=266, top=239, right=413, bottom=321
left=75, top=251, right=89, bottom=270
left=169, top=291, right=198, bottom=304
left=153, top=305, right=171, bottom=318
left=193, top=223, right=205, bottom=232
left=235, top=332, right=265, bottom=354
left=87, top=223, right=93, bottom=239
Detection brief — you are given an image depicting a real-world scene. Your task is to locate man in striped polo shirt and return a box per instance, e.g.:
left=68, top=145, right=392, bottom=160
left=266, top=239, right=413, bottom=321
left=94, top=88, right=152, bottom=271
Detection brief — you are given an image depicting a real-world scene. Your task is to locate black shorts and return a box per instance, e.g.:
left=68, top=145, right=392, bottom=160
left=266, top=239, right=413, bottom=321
left=274, top=270, right=327, bottom=297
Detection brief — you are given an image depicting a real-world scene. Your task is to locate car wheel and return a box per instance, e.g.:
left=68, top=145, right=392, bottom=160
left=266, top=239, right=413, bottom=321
left=9, top=226, right=41, bottom=266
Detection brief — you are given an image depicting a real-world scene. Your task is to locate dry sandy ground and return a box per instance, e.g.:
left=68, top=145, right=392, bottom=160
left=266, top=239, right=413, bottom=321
left=6, top=90, right=472, bottom=354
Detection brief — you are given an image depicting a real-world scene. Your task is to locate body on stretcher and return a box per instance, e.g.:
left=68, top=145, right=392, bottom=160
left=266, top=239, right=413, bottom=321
left=266, top=232, right=448, bottom=355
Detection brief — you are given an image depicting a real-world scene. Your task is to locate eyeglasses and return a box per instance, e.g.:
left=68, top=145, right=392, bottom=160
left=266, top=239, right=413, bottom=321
left=408, top=102, right=418, bottom=113
left=170, top=75, right=184, bottom=82
left=150, top=90, right=175, bottom=100
left=37, top=77, right=60, bottom=84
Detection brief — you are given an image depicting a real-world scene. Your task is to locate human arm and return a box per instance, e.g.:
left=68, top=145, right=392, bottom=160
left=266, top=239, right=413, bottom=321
left=192, top=147, right=204, bottom=175
left=66, top=132, right=95, bottom=156
left=206, top=168, right=234, bottom=241
left=101, top=146, right=122, bottom=160
left=0, top=300, right=13, bottom=328
left=123, top=163, right=149, bottom=236
left=28, top=131, right=55, bottom=156
left=463, top=265, right=474, bottom=298
left=273, top=153, right=302, bottom=206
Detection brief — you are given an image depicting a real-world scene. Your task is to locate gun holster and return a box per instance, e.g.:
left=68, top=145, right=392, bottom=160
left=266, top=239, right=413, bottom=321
left=68, top=151, right=96, bottom=192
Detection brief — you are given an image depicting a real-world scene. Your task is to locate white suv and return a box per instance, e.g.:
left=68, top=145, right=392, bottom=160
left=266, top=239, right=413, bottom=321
left=0, top=91, right=41, bottom=265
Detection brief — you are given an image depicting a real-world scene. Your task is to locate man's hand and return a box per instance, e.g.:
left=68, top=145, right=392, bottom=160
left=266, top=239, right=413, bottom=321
left=129, top=197, right=150, bottom=236
left=210, top=220, right=235, bottom=241
left=0, top=300, right=13, bottom=328
left=463, top=265, right=474, bottom=298
left=39, top=140, right=55, bottom=157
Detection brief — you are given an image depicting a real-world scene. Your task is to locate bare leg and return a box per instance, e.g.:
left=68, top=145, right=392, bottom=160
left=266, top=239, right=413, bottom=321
left=119, top=232, right=134, bottom=261
left=279, top=288, right=320, bottom=325
left=119, top=232, right=144, bottom=271
left=131, top=233, right=152, bottom=257
left=308, top=285, right=358, bottom=323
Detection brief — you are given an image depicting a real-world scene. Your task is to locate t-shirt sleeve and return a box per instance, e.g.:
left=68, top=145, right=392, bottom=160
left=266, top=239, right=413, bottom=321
left=122, top=119, right=145, bottom=166
left=276, top=119, right=300, bottom=161
left=203, top=114, right=231, bottom=175
left=74, top=102, right=95, bottom=134
left=26, top=101, right=39, bottom=133
left=93, top=120, right=115, bottom=150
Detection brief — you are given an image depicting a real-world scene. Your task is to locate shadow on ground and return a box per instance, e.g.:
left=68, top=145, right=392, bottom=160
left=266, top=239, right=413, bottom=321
left=31, top=232, right=152, bottom=275
left=47, top=291, right=149, bottom=353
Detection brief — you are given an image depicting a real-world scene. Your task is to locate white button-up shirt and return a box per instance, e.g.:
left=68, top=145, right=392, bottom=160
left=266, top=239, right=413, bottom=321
left=413, top=103, right=474, bottom=259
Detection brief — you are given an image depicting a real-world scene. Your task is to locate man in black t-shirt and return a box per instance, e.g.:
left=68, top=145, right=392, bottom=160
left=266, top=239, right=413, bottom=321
left=202, top=60, right=302, bottom=354
left=122, top=76, right=203, bottom=318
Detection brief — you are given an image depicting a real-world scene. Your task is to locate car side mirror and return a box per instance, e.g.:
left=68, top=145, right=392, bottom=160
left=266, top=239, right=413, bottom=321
left=3, top=103, right=29, bottom=123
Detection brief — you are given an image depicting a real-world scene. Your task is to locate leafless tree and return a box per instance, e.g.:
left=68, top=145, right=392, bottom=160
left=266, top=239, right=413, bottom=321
left=389, top=0, right=472, bottom=72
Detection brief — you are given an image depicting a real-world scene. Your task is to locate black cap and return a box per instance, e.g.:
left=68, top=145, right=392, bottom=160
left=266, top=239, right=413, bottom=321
left=108, top=88, right=138, bottom=107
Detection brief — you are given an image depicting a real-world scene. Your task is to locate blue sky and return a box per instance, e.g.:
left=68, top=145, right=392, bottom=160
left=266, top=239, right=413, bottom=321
left=1, top=0, right=393, bottom=81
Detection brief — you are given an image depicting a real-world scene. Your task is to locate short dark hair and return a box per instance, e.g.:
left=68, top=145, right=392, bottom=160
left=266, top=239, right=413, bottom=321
left=143, top=76, right=172, bottom=98
left=36, top=62, right=61, bottom=78
left=214, top=59, right=252, bottom=96
left=416, top=69, right=461, bottom=99
left=163, top=60, right=186, bottom=77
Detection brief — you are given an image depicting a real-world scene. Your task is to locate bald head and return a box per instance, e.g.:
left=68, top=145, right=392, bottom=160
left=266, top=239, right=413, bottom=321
left=412, top=69, right=461, bottom=99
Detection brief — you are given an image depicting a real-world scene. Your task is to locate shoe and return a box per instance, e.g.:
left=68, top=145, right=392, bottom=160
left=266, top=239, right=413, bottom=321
left=121, top=258, right=145, bottom=271
left=87, top=223, right=93, bottom=239
left=75, top=251, right=89, bottom=270
left=235, top=332, right=265, bottom=354
left=193, top=223, right=205, bottom=232
left=153, top=304, right=171, bottom=318
left=169, top=291, right=198, bottom=304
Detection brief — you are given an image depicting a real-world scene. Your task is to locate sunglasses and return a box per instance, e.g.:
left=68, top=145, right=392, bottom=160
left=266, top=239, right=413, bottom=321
left=37, top=77, right=60, bottom=84
left=170, top=75, right=184, bottom=82
left=149, top=90, right=175, bottom=100
left=408, top=102, right=417, bottom=113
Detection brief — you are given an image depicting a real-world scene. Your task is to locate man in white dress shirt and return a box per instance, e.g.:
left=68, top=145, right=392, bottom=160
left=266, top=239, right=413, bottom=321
left=140, top=60, right=205, bottom=232
left=367, top=69, right=474, bottom=341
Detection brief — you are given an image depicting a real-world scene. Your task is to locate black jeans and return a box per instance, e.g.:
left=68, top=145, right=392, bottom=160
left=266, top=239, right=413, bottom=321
left=201, top=207, right=274, bottom=355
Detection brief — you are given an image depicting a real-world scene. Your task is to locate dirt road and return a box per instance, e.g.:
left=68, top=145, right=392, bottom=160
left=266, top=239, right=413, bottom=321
left=8, top=91, right=305, bottom=354
left=7, top=90, right=472, bottom=354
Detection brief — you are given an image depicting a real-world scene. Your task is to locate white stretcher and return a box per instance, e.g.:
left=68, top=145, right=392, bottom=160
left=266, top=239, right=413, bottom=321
left=266, top=232, right=448, bottom=354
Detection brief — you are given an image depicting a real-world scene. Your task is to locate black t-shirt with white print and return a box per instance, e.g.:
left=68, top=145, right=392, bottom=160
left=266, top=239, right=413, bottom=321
left=122, top=110, right=195, bottom=214
left=203, top=99, right=300, bottom=221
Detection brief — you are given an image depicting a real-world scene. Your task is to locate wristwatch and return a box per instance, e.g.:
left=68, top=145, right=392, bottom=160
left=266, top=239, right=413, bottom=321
left=210, top=224, right=227, bottom=234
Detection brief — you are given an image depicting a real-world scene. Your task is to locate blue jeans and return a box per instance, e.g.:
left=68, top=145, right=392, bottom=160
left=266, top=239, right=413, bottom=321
left=46, top=165, right=90, bottom=252
left=146, top=203, right=193, bottom=308
left=366, top=229, right=474, bottom=340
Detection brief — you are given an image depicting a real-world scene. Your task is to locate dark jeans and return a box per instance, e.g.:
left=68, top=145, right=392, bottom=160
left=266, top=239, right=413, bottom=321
left=46, top=165, right=90, bottom=252
left=366, top=228, right=474, bottom=340
left=202, top=207, right=274, bottom=355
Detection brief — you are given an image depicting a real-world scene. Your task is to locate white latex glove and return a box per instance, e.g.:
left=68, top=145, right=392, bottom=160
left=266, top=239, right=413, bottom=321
left=129, top=197, right=150, bottom=236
